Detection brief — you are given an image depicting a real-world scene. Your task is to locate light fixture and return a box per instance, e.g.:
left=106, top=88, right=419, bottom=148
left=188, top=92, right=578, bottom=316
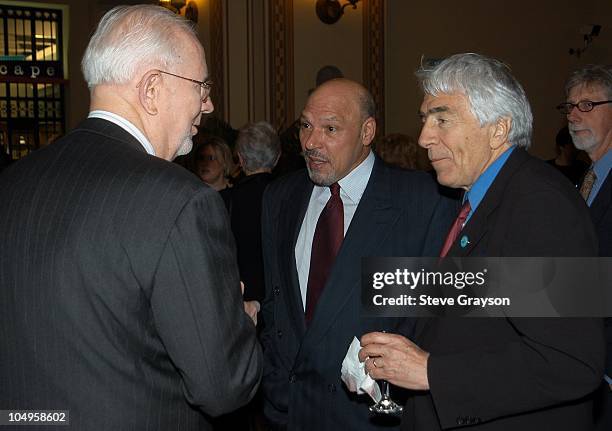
left=316, top=0, right=360, bottom=25
left=569, top=24, right=602, bottom=58
left=159, top=0, right=186, bottom=14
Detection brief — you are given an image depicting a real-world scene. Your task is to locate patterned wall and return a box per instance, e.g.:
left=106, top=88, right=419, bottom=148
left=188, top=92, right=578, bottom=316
left=269, top=0, right=384, bottom=135
left=209, top=0, right=225, bottom=119
left=363, top=0, right=385, bottom=137
left=269, top=0, right=294, bottom=132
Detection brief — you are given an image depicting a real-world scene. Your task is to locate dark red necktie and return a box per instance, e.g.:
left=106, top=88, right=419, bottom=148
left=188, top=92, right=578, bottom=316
left=439, top=201, right=471, bottom=258
left=305, top=183, right=344, bottom=324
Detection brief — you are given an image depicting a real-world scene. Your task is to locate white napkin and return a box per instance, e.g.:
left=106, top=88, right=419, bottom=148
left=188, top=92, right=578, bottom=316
left=340, top=336, right=382, bottom=402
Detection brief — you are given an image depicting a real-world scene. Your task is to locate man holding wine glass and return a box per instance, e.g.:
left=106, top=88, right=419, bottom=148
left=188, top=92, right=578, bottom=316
left=358, top=53, right=604, bottom=430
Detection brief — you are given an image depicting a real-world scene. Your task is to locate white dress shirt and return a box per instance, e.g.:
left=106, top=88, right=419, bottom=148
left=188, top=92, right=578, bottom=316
left=295, top=151, right=375, bottom=310
left=88, top=110, right=156, bottom=156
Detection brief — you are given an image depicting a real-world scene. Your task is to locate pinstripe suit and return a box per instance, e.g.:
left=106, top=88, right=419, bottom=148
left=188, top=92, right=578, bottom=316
left=0, top=118, right=262, bottom=430
left=260, top=159, right=456, bottom=430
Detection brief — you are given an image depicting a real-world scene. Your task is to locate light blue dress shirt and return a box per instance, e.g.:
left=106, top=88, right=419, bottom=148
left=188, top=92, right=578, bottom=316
left=464, top=147, right=515, bottom=224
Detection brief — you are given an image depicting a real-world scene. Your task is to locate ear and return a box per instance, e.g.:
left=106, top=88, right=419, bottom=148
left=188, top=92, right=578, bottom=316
left=138, top=71, right=162, bottom=116
left=489, top=116, right=511, bottom=150
left=361, top=117, right=377, bottom=147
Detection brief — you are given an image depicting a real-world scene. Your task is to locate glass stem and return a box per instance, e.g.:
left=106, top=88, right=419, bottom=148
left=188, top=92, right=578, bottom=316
left=382, top=380, right=390, bottom=399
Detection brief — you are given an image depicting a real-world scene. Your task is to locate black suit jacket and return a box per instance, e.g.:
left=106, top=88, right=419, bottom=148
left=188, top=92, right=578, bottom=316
left=0, top=119, right=262, bottom=430
left=591, top=170, right=612, bottom=375
left=260, top=157, right=457, bottom=430
left=590, top=168, right=612, bottom=431
left=220, top=172, right=274, bottom=302
left=403, top=149, right=605, bottom=431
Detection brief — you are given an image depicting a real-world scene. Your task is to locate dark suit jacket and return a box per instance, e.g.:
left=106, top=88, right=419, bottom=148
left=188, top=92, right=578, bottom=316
left=404, top=149, right=605, bottom=431
left=220, top=172, right=274, bottom=302
left=591, top=170, right=612, bottom=375
left=590, top=169, right=612, bottom=431
left=0, top=119, right=262, bottom=431
left=260, top=157, right=457, bottom=430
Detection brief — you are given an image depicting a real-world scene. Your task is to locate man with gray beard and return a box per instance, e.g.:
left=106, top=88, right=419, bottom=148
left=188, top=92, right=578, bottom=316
left=260, top=78, right=456, bottom=430
left=560, top=64, right=612, bottom=430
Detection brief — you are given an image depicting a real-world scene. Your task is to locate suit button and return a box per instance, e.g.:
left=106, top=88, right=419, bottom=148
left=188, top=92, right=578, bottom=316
left=289, top=374, right=296, bottom=383
left=327, top=384, right=336, bottom=392
left=277, top=330, right=283, bottom=338
left=273, top=286, right=280, bottom=295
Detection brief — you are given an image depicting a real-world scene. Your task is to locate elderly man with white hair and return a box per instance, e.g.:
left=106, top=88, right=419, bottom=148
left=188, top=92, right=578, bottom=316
left=0, top=5, right=261, bottom=431
left=359, top=53, right=604, bottom=431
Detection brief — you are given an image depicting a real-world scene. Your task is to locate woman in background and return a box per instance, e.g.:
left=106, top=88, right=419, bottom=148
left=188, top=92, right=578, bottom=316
left=194, top=136, right=235, bottom=191
left=375, top=132, right=432, bottom=171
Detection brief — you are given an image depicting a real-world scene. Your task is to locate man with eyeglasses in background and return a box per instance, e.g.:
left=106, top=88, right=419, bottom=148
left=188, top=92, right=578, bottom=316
left=559, top=64, right=612, bottom=430
left=0, top=5, right=261, bottom=431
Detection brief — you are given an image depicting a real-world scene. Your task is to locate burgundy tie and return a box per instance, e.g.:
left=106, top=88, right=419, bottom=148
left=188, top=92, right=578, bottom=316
left=439, top=201, right=471, bottom=258
left=305, top=183, right=344, bottom=324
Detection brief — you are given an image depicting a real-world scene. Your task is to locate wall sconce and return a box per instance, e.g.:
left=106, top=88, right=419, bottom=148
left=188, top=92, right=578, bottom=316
left=159, top=0, right=186, bottom=14
left=159, top=0, right=198, bottom=23
left=569, top=24, right=602, bottom=58
left=316, top=0, right=360, bottom=25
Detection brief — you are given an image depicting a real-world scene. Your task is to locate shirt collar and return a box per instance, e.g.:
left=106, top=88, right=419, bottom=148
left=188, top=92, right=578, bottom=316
left=88, top=110, right=156, bottom=156
left=465, top=146, right=515, bottom=208
left=337, top=150, right=375, bottom=204
left=312, top=150, right=375, bottom=205
left=592, top=147, right=612, bottom=181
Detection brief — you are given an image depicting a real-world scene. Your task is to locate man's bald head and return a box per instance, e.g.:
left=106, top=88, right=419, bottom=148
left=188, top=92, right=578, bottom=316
left=309, top=79, right=376, bottom=123
left=299, top=78, right=377, bottom=186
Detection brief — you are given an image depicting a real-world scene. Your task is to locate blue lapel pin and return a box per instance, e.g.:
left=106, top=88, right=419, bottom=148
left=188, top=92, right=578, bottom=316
left=460, top=235, right=470, bottom=248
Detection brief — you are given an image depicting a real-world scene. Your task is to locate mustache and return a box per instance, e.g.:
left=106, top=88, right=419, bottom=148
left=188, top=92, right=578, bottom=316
left=303, top=149, right=330, bottom=162
left=568, top=126, right=591, bottom=133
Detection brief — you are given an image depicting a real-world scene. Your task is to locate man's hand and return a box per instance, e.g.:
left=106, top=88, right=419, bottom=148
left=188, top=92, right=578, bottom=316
left=241, top=281, right=260, bottom=326
left=358, top=332, right=430, bottom=391
left=244, top=300, right=260, bottom=325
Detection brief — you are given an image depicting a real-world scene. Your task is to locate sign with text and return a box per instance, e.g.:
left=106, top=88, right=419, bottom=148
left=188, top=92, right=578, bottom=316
left=362, top=257, right=612, bottom=317
left=0, top=59, right=63, bottom=82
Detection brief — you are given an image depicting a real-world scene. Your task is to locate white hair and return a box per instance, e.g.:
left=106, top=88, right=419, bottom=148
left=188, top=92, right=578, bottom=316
left=417, top=53, right=533, bottom=149
left=81, top=5, right=196, bottom=89
left=236, top=122, right=281, bottom=172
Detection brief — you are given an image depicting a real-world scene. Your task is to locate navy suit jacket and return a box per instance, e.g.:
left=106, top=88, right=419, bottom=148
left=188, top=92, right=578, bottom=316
left=260, top=157, right=457, bottom=430
left=404, top=149, right=605, bottom=431
left=0, top=119, right=262, bottom=431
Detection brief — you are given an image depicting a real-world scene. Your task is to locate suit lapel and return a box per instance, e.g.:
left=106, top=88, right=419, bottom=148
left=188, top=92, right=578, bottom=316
left=447, top=148, right=531, bottom=257
left=590, top=172, right=611, bottom=227
left=279, top=174, right=313, bottom=338
left=295, top=159, right=401, bottom=365
left=416, top=149, right=532, bottom=340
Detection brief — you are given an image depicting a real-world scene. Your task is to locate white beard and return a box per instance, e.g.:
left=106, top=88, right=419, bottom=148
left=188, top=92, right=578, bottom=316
left=174, top=136, right=193, bottom=159
left=569, top=128, right=598, bottom=153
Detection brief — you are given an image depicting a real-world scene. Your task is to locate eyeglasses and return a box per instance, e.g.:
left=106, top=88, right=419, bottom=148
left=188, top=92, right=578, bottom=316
left=158, top=70, right=213, bottom=102
left=556, top=100, right=612, bottom=114
left=198, top=154, right=218, bottom=162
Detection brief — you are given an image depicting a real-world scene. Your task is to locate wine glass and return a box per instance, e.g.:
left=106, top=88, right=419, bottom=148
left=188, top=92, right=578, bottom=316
left=369, top=331, right=403, bottom=415
left=369, top=379, right=403, bottom=415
